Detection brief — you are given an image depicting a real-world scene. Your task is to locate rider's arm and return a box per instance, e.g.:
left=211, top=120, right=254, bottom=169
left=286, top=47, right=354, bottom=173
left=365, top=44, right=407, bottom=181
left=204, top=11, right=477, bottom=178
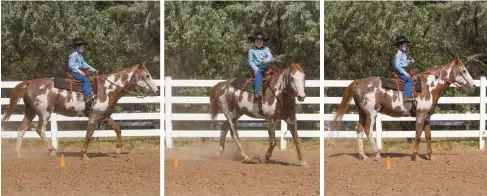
left=82, top=59, right=96, bottom=72
left=265, top=47, right=273, bottom=63
left=68, top=54, right=84, bottom=74
left=394, top=54, right=407, bottom=75
left=248, top=49, right=258, bottom=70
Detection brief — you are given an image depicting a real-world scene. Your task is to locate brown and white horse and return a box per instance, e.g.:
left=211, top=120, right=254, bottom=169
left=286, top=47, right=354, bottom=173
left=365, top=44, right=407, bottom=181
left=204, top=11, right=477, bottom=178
left=331, top=57, right=475, bottom=161
left=2, top=62, right=159, bottom=160
left=210, top=63, right=309, bottom=167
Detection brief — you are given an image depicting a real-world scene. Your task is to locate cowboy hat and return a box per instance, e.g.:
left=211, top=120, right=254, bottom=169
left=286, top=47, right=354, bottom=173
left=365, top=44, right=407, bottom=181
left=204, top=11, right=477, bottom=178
left=393, top=35, right=411, bottom=46
left=248, top=32, right=269, bottom=42
left=71, top=38, right=88, bottom=47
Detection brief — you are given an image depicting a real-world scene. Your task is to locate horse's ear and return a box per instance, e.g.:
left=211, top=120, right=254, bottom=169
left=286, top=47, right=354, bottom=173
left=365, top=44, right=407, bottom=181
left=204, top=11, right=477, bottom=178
left=138, top=61, right=148, bottom=68
left=454, top=55, right=460, bottom=65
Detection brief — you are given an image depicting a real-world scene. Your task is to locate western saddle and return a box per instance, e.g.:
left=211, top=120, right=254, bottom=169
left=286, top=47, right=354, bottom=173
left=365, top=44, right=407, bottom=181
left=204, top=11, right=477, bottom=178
left=65, top=68, right=96, bottom=93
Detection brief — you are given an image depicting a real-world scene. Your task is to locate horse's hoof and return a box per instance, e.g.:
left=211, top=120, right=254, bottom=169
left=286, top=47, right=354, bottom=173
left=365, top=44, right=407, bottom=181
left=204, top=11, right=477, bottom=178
left=49, top=150, right=57, bottom=157
left=411, top=154, right=420, bottom=161
left=426, top=154, right=436, bottom=161
left=115, top=149, right=122, bottom=157
left=301, top=161, right=310, bottom=168
left=16, top=153, right=22, bottom=158
left=360, top=155, right=369, bottom=161
left=82, top=155, right=91, bottom=161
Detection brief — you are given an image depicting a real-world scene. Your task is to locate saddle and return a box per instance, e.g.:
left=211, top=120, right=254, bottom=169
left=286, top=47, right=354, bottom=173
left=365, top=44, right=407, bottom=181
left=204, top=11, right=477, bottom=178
left=230, top=69, right=275, bottom=102
left=53, top=68, right=98, bottom=95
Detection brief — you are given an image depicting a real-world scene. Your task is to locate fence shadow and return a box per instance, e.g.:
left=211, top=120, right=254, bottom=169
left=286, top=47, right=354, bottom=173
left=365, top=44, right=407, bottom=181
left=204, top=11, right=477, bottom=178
left=327, top=152, right=458, bottom=160
left=60, top=151, right=129, bottom=158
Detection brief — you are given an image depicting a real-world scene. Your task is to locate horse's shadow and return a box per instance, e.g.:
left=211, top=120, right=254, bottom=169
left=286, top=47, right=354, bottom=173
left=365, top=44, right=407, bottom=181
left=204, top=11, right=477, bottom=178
left=60, top=151, right=130, bottom=158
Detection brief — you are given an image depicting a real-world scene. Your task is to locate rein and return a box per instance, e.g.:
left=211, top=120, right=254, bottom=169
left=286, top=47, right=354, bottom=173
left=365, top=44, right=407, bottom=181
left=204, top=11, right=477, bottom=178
left=96, top=73, right=148, bottom=98
left=266, top=64, right=297, bottom=98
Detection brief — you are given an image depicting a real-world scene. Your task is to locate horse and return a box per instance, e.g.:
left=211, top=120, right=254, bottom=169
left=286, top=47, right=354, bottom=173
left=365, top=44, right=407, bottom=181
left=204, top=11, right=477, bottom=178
left=330, top=57, right=476, bottom=161
left=1, top=62, right=159, bottom=160
left=209, top=63, right=309, bottom=167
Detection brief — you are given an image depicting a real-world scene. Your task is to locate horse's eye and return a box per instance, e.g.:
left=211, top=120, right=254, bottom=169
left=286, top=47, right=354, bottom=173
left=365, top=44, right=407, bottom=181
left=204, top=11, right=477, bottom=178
left=462, top=70, right=467, bottom=73
left=146, top=74, right=150, bottom=78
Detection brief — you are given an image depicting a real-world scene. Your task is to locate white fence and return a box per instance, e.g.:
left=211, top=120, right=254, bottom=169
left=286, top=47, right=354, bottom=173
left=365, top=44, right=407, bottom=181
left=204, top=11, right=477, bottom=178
left=324, top=76, right=487, bottom=150
left=1, top=80, right=161, bottom=149
left=163, top=77, right=321, bottom=150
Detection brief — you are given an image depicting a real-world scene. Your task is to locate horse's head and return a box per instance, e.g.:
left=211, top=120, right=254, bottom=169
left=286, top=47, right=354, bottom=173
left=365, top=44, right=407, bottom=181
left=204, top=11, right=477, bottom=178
left=450, top=56, right=476, bottom=93
left=131, top=62, right=159, bottom=96
left=288, top=63, right=306, bottom=102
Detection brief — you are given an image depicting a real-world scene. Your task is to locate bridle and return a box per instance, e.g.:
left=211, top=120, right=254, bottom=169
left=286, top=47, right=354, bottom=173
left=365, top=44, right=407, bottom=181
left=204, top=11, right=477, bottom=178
left=266, top=64, right=302, bottom=99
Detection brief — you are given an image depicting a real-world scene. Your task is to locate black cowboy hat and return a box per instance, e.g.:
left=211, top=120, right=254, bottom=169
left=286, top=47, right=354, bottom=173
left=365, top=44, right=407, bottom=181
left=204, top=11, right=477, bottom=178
left=71, top=38, right=88, bottom=47
left=393, top=35, right=411, bottom=46
left=248, top=32, right=269, bottom=42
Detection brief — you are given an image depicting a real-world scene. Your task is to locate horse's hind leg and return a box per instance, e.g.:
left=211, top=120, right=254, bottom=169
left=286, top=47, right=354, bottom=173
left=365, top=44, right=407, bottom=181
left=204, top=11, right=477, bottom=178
left=363, top=111, right=381, bottom=159
left=355, top=108, right=368, bottom=160
left=35, top=114, right=56, bottom=156
left=224, top=112, right=249, bottom=162
left=217, top=121, right=230, bottom=156
left=16, top=106, right=36, bottom=157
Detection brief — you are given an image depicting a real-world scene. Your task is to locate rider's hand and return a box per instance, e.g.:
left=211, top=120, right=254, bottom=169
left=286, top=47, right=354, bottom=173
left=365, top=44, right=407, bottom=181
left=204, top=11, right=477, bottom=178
left=254, top=68, right=260, bottom=75
left=80, top=71, right=86, bottom=76
left=410, top=58, right=415, bottom=64
left=262, top=58, right=268, bottom=64
left=405, top=73, right=411, bottom=78
left=95, top=70, right=99, bottom=75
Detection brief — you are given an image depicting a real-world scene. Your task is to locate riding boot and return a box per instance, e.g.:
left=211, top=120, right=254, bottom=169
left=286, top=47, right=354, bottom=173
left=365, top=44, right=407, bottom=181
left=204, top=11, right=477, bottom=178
left=84, top=97, right=94, bottom=113
left=403, top=96, right=414, bottom=102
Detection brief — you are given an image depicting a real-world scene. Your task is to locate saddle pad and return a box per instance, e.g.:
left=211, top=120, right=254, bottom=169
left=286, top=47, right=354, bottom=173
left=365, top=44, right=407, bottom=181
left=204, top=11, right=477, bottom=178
left=53, top=77, right=98, bottom=94
left=380, top=76, right=422, bottom=92
left=230, top=76, right=255, bottom=93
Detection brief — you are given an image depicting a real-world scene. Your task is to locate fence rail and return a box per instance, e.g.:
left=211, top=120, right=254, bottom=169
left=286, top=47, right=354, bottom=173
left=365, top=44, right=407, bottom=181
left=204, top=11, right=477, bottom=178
left=163, top=77, right=321, bottom=150
left=324, top=76, right=487, bottom=150
left=1, top=80, right=161, bottom=149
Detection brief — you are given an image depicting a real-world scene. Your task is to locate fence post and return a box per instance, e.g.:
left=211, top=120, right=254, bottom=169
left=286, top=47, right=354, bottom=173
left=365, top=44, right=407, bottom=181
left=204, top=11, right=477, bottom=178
left=375, top=113, right=383, bottom=150
left=480, top=76, right=486, bottom=150
left=280, top=120, right=287, bottom=150
left=165, top=76, right=173, bottom=149
left=50, top=113, right=58, bottom=149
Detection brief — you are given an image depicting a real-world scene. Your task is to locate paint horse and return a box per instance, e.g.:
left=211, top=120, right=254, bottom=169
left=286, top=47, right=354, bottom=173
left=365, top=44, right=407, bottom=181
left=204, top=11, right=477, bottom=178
left=2, top=62, right=159, bottom=160
left=331, top=57, right=475, bottom=161
left=210, top=63, right=308, bottom=167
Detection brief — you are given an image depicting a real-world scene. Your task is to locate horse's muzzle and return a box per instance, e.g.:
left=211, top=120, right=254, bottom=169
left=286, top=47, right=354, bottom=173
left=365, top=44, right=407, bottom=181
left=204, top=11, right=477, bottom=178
left=297, top=95, right=305, bottom=102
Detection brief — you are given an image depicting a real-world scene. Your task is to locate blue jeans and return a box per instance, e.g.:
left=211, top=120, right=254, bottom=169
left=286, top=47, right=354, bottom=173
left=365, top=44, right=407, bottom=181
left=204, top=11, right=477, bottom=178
left=69, top=71, right=92, bottom=98
left=254, top=66, right=268, bottom=95
left=398, top=73, right=413, bottom=97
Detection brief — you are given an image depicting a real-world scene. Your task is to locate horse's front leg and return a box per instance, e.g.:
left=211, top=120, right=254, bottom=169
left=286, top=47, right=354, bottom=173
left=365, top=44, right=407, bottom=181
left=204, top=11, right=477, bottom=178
left=424, top=119, right=435, bottom=160
left=264, top=118, right=277, bottom=163
left=81, top=117, right=98, bottom=160
left=412, top=113, right=426, bottom=161
left=288, top=117, right=308, bottom=168
left=105, top=118, right=123, bottom=156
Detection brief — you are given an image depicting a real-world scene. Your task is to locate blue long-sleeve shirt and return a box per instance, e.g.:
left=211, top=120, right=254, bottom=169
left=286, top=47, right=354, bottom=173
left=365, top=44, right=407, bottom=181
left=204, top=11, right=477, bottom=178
left=68, top=51, right=96, bottom=74
left=248, top=46, right=273, bottom=70
left=394, top=50, right=412, bottom=75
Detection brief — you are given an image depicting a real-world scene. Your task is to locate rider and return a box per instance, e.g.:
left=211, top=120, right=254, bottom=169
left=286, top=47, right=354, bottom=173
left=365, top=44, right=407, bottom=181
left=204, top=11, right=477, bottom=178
left=67, top=38, right=98, bottom=109
left=393, top=35, right=415, bottom=102
left=248, top=32, right=273, bottom=101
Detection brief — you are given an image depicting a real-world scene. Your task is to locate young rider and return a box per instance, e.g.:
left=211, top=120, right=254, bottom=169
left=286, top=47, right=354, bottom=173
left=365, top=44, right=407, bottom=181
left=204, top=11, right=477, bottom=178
left=393, top=35, right=415, bottom=102
left=247, top=32, right=273, bottom=101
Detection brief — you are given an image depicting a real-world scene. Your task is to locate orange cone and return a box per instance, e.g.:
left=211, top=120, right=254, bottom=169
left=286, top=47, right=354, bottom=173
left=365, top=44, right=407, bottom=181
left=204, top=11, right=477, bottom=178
left=60, top=154, right=66, bottom=168
left=385, top=156, right=391, bottom=171
left=173, top=155, right=179, bottom=168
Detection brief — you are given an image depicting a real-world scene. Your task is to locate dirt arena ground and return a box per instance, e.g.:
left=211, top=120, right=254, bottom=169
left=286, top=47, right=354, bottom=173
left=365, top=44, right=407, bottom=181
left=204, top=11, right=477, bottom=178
left=325, top=139, right=487, bottom=196
left=2, top=138, right=160, bottom=196
left=164, top=139, right=320, bottom=196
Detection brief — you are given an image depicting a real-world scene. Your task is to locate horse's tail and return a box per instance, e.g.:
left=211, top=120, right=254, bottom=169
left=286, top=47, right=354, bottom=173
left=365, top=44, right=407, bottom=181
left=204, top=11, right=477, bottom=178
left=210, top=83, right=222, bottom=120
left=2, top=81, right=30, bottom=122
left=330, top=80, right=359, bottom=130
